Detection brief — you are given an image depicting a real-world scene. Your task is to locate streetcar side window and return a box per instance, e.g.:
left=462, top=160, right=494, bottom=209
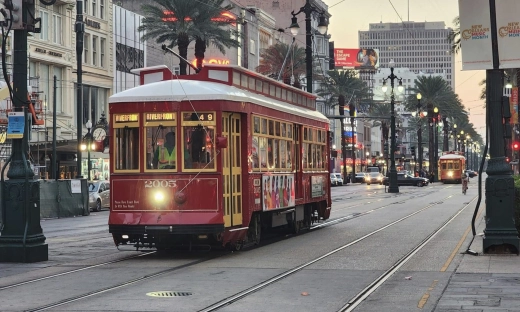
left=252, top=136, right=260, bottom=169
left=441, top=163, right=447, bottom=170
left=181, top=112, right=216, bottom=171
left=145, top=126, right=177, bottom=170
left=114, top=127, right=139, bottom=171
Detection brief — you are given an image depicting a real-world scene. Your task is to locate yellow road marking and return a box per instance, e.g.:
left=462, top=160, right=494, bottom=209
left=440, top=207, right=483, bottom=272
left=418, top=280, right=438, bottom=308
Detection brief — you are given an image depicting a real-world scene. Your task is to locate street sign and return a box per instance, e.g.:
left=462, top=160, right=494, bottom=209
left=6, top=112, right=24, bottom=139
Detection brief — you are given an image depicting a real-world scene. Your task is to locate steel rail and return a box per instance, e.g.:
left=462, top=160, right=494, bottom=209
left=0, top=252, right=155, bottom=291
left=197, top=193, right=462, bottom=312
left=338, top=196, right=478, bottom=312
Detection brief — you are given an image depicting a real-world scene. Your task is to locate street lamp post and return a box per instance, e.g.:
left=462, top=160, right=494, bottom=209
left=433, top=107, right=439, bottom=182
left=289, top=0, right=328, bottom=94
left=366, top=151, right=370, bottom=171
left=381, top=59, right=403, bottom=193
left=81, top=120, right=93, bottom=181
left=416, top=93, right=424, bottom=173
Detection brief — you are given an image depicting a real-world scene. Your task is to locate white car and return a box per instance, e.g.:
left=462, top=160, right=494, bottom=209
left=330, top=174, right=339, bottom=186
left=333, top=173, right=344, bottom=185
left=88, top=181, right=110, bottom=212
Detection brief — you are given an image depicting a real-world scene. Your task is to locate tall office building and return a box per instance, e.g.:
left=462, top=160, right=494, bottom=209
left=359, top=21, right=455, bottom=89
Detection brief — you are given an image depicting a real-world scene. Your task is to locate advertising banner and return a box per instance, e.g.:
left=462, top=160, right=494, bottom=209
left=310, top=175, right=324, bottom=198
left=496, top=0, right=520, bottom=69
left=511, top=87, right=518, bottom=124
left=459, top=0, right=493, bottom=70
left=262, top=174, right=295, bottom=211
left=334, top=48, right=379, bottom=69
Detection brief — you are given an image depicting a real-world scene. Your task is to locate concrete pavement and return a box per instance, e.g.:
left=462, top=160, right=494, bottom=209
left=434, top=210, right=520, bottom=312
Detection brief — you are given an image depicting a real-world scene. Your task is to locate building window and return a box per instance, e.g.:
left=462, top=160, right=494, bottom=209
left=52, top=14, right=62, bottom=44
left=100, top=0, right=104, bottom=19
left=100, top=38, right=105, bottom=68
left=84, top=34, right=89, bottom=64
left=92, top=36, right=98, bottom=66
left=249, top=39, right=255, bottom=55
left=84, top=0, right=88, bottom=14
left=92, top=0, right=96, bottom=17
left=39, top=11, right=49, bottom=41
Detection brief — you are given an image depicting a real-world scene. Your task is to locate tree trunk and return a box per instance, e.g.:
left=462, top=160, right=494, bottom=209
left=178, top=34, right=190, bottom=75
left=194, top=38, right=206, bottom=71
left=442, top=117, right=449, bottom=152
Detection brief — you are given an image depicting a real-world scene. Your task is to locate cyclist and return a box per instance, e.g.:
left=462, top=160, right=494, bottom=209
left=461, top=171, right=469, bottom=194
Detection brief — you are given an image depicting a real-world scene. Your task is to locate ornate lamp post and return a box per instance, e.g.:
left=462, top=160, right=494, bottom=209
left=80, top=120, right=94, bottom=181
left=411, top=93, right=426, bottom=173
left=289, top=0, right=328, bottom=93
left=381, top=59, right=403, bottom=193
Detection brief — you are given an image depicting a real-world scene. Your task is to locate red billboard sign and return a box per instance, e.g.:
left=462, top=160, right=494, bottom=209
left=334, top=48, right=380, bottom=69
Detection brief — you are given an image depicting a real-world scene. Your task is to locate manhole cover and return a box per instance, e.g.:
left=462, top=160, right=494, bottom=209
left=146, top=291, right=192, bottom=297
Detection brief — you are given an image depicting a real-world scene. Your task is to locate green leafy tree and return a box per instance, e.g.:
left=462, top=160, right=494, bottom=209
left=448, top=16, right=460, bottom=54
left=138, top=0, right=240, bottom=75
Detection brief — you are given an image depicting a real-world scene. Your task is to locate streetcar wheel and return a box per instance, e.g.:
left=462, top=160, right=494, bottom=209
left=96, top=200, right=102, bottom=212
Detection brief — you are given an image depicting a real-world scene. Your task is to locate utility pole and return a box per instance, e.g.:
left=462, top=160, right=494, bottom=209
left=52, top=75, right=57, bottom=180
left=482, top=0, right=519, bottom=254
left=0, top=0, right=48, bottom=262
left=75, top=0, right=84, bottom=178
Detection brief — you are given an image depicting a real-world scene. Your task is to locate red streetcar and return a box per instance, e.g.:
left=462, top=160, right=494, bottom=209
left=108, top=64, right=332, bottom=250
left=438, top=152, right=466, bottom=183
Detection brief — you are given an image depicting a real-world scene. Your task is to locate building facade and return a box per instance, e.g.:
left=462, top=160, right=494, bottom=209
left=359, top=21, right=454, bottom=89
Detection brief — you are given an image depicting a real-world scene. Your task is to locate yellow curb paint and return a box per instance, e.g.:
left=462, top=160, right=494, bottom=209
left=417, top=280, right=438, bottom=309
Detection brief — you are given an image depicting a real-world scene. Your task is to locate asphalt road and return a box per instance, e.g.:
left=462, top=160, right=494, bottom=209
left=0, top=178, right=483, bottom=312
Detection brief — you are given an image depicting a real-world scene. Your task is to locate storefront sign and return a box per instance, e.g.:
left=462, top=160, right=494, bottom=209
left=34, top=47, right=63, bottom=58
left=85, top=18, right=101, bottom=29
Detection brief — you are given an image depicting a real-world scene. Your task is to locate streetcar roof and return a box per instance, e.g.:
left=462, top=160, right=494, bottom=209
left=439, top=154, right=465, bottom=160
left=109, top=79, right=329, bottom=123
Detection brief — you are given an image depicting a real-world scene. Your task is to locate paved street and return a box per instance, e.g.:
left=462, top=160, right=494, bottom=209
left=1, top=176, right=519, bottom=312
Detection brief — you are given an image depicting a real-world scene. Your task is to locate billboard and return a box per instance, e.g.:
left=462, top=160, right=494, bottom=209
left=459, top=0, right=520, bottom=70
left=334, top=48, right=380, bottom=69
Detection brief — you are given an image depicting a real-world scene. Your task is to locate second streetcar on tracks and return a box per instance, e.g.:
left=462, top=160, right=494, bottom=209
left=108, top=64, right=332, bottom=250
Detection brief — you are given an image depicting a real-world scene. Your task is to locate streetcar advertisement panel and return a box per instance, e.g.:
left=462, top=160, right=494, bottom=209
left=311, top=175, right=325, bottom=198
left=262, top=174, right=295, bottom=211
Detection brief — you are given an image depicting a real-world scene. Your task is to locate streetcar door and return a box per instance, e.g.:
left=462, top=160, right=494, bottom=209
left=222, top=113, right=242, bottom=227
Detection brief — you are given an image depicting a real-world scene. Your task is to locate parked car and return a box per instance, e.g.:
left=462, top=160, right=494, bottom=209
left=383, top=173, right=429, bottom=187
left=353, top=172, right=368, bottom=183
left=88, top=181, right=110, bottom=211
left=333, top=173, right=344, bottom=185
left=330, top=174, right=339, bottom=186
left=366, top=172, right=384, bottom=185
left=465, top=170, right=477, bottom=178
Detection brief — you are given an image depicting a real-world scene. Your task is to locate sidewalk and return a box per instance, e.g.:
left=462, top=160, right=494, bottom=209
left=434, top=216, right=520, bottom=312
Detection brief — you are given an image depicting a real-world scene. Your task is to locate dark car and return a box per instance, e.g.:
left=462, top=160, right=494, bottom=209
left=465, top=170, right=477, bottom=178
left=353, top=172, right=368, bottom=183
left=383, top=173, right=429, bottom=187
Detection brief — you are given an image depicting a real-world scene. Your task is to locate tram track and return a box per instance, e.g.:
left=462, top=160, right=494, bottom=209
left=10, top=186, right=466, bottom=311
left=196, top=193, right=476, bottom=312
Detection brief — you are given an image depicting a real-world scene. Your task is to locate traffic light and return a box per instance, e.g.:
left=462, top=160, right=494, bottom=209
left=384, top=142, right=389, bottom=157
left=349, top=104, right=356, bottom=117
left=506, top=156, right=510, bottom=163
left=411, top=146, right=416, bottom=157
left=513, top=142, right=520, bottom=150
left=338, top=95, right=345, bottom=115
left=2, top=0, right=22, bottom=30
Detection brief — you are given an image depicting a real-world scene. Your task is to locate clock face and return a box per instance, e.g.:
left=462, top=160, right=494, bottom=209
left=92, top=127, right=107, bottom=141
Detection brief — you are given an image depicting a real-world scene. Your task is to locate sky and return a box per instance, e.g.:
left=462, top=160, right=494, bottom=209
left=327, top=0, right=487, bottom=139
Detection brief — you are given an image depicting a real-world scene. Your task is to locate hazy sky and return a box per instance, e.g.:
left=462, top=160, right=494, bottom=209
left=327, top=0, right=487, bottom=138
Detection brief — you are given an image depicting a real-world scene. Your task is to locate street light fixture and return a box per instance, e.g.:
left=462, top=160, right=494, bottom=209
left=415, top=93, right=424, bottom=173
left=289, top=0, right=328, bottom=93
left=381, top=59, right=402, bottom=193
left=80, top=120, right=95, bottom=181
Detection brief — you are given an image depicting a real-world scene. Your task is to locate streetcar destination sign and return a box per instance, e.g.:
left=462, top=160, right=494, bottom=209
left=146, top=112, right=175, bottom=121
left=115, top=114, right=139, bottom=123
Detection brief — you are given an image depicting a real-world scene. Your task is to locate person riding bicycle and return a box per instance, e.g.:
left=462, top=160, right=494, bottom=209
left=462, top=171, right=469, bottom=193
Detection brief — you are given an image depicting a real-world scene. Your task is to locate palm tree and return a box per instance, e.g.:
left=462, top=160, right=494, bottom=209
left=316, top=69, right=368, bottom=177
left=447, top=16, right=460, bottom=54
left=138, top=0, right=240, bottom=75
left=256, top=42, right=306, bottom=86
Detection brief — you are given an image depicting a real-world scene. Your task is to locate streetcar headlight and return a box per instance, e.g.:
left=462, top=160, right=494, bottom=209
left=448, top=171, right=453, bottom=177
left=154, top=191, right=165, bottom=203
